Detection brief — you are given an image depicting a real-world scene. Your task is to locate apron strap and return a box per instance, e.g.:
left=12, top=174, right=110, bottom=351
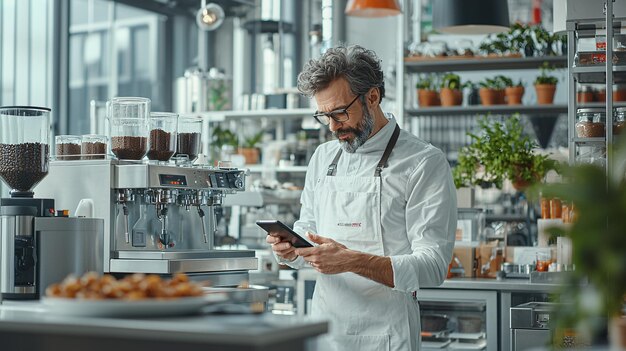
left=374, top=124, right=401, bottom=177
left=326, top=148, right=343, bottom=176
left=326, top=123, right=401, bottom=177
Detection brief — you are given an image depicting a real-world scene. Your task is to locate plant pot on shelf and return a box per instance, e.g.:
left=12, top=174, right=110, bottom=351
left=440, top=88, right=463, bottom=106
left=417, top=89, right=440, bottom=107
left=505, top=86, right=525, bottom=105
left=535, top=84, right=557, bottom=104
left=479, top=88, right=505, bottom=106
left=237, top=147, right=260, bottom=165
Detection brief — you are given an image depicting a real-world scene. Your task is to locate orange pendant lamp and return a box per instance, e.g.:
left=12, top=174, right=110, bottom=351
left=345, top=0, right=402, bottom=17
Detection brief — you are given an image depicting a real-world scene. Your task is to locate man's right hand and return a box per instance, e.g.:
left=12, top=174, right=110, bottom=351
left=266, top=234, right=298, bottom=261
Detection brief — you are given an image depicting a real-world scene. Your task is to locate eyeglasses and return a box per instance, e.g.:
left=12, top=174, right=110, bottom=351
left=313, top=95, right=361, bottom=126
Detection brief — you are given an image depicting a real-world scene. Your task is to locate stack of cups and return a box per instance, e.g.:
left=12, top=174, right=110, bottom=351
left=107, top=97, right=150, bottom=160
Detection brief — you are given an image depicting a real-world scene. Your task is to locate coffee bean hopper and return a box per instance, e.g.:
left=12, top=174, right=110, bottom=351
left=0, top=106, right=103, bottom=300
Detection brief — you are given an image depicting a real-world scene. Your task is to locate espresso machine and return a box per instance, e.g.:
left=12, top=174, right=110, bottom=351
left=36, top=160, right=256, bottom=287
left=0, top=106, right=104, bottom=300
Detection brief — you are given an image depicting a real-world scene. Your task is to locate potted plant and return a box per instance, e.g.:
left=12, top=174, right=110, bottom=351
left=503, top=78, right=525, bottom=105
left=237, top=130, right=264, bottom=164
left=210, top=124, right=238, bottom=164
left=478, top=76, right=507, bottom=106
left=440, top=73, right=464, bottom=106
left=416, top=74, right=440, bottom=107
left=539, top=139, right=626, bottom=348
left=535, top=62, right=559, bottom=104
left=453, top=115, right=551, bottom=191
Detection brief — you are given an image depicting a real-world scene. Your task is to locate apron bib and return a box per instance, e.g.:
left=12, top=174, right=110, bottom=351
left=311, top=125, right=420, bottom=351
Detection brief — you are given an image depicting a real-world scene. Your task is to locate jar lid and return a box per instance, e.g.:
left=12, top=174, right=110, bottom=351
left=616, top=107, right=626, bottom=113
left=577, top=108, right=606, bottom=114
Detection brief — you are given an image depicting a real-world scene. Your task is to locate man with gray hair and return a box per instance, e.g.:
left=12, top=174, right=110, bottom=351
left=266, top=45, right=457, bottom=351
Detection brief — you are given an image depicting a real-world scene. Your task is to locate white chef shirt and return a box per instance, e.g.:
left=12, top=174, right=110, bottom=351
left=280, top=114, right=457, bottom=291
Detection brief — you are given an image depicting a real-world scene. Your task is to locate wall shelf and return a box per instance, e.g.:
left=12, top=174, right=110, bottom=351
left=200, top=108, right=315, bottom=122
left=404, top=56, right=567, bottom=73
left=405, top=104, right=567, bottom=117
left=572, top=65, right=626, bottom=84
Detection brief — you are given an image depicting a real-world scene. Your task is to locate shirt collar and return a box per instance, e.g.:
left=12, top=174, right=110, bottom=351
left=355, top=113, right=397, bottom=154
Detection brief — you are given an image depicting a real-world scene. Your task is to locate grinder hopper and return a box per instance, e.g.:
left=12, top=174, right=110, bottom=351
left=0, top=106, right=51, bottom=198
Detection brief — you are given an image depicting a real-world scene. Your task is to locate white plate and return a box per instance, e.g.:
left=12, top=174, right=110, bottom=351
left=41, top=294, right=227, bottom=318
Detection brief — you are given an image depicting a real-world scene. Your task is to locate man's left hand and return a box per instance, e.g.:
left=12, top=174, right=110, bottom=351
left=295, top=233, right=352, bottom=274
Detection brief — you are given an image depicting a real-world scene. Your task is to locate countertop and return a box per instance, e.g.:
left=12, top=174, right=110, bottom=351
left=0, top=301, right=327, bottom=351
left=437, top=277, right=561, bottom=292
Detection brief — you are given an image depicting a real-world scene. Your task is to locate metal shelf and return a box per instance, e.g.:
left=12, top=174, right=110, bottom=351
left=572, top=137, right=606, bottom=144
left=404, top=56, right=567, bottom=73
left=572, top=65, right=626, bottom=84
left=200, top=108, right=315, bottom=122
left=405, top=104, right=567, bottom=117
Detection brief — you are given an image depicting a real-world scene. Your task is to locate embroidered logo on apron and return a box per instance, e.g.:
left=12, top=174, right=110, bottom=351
left=337, top=222, right=362, bottom=228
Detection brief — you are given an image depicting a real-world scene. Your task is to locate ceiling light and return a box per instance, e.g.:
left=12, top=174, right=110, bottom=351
left=345, top=0, right=402, bottom=18
left=433, top=0, right=510, bottom=34
left=196, top=2, right=225, bottom=31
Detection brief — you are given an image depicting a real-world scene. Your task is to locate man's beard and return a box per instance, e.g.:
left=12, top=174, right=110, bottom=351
left=333, top=105, right=374, bottom=153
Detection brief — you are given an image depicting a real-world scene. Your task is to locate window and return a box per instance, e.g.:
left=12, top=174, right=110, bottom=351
left=68, top=0, right=168, bottom=135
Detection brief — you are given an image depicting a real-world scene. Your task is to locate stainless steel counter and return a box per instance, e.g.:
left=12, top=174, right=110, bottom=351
left=438, top=278, right=561, bottom=292
left=0, top=302, right=327, bottom=351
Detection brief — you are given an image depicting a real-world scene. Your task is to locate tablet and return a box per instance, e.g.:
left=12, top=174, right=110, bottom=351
left=256, top=220, right=313, bottom=248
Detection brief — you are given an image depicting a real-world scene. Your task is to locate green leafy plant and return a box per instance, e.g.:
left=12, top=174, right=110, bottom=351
left=478, top=76, right=510, bottom=90
left=210, top=125, right=238, bottom=149
left=540, top=139, right=626, bottom=340
left=441, top=73, right=470, bottom=90
left=242, top=130, right=264, bottom=149
left=416, top=74, right=440, bottom=91
left=535, top=62, right=559, bottom=85
left=453, top=115, right=551, bottom=189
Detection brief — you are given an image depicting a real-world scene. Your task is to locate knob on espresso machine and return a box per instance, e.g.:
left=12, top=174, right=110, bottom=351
left=0, top=205, right=38, bottom=299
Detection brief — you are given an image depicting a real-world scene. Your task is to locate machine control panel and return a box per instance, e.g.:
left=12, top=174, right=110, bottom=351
left=114, top=164, right=246, bottom=191
left=159, top=174, right=188, bottom=186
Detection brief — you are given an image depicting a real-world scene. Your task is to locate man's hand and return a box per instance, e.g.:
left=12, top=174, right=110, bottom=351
left=266, top=234, right=298, bottom=261
left=294, top=233, right=351, bottom=274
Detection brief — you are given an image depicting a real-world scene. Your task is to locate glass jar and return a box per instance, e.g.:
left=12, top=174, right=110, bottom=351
left=81, top=134, right=108, bottom=160
left=613, top=84, right=626, bottom=102
left=175, top=115, right=203, bottom=162
left=55, top=135, right=82, bottom=161
left=615, top=107, right=626, bottom=136
left=0, top=106, right=51, bottom=196
left=576, top=85, right=595, bottom=103
left=107, top=97, right=150, bottom=160
left=575, top=108, right=605, bottom=138
left=147, top=112, right=178, bottom=162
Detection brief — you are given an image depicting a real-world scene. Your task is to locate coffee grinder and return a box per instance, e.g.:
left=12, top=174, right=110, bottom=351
left=0, top=106, right=53, bottom=299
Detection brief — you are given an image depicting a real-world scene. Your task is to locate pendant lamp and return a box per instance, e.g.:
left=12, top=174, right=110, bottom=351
left=345, top=0, right=402, bottom=18
left=433, top=0, right=510, bottom=34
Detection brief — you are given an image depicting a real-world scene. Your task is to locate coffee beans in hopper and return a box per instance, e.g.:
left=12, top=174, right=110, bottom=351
left=111, top=136, right=147, bottom=160
left=56, top=143, right=81, bottom=160
left=176, top=132, right=200, bottom=161
left=81, top=142, right=107, bottom=160
left=0, top=143, right=49, bottom=192
left=147, top=129, right=175, bottom=161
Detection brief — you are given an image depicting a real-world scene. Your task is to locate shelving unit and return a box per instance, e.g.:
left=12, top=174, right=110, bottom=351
left=404, top=55, right=567, bottom=73
left=405, top=104, right=567, bottom=117
left=566, top=1, right=625, bottom=174
left=200, top=108, right=315, bottom=122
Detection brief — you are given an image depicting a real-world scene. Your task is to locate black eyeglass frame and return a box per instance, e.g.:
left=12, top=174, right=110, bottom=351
left=312, top=95, right=361, bottom=125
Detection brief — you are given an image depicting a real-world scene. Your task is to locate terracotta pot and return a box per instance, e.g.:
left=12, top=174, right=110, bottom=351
left=479, top=88, right=505, bottom=106
left=505, top=86, right=525, bottom=105
left=237, top=147, right=260, bottom=164
left=417, top=89, right=441, bottom=107
left=440, top=88, right=463, bottom=106
left=535, top=84, right=557, bottom=104
left=511, top=163, right=540, bottom=191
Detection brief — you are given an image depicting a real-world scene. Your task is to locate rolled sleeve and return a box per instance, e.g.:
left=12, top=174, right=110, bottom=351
left=391, top=152, right=457, bottom=292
